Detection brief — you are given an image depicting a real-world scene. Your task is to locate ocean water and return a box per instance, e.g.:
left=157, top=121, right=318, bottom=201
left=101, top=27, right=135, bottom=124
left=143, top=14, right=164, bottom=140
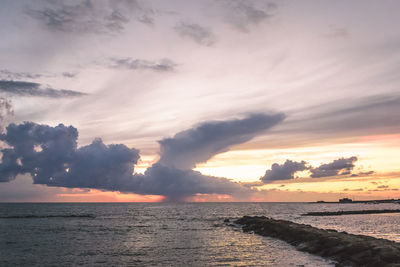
left=1, top=202, right=400, bottom=266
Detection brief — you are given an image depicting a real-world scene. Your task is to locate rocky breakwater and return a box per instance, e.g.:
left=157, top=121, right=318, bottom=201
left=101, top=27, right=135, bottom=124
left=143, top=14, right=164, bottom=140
left=234, top=216, right=400, bottom=266
left=302, top=209, right=400, bottom=216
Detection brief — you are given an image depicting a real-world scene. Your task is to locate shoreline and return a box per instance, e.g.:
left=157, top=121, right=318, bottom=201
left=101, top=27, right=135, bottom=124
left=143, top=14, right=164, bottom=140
left=234, top=216, right=400, bottom=266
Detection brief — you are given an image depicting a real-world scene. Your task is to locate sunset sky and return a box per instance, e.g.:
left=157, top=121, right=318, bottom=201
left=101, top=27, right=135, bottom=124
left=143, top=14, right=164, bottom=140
left=0, top=0, right=399, bottom=202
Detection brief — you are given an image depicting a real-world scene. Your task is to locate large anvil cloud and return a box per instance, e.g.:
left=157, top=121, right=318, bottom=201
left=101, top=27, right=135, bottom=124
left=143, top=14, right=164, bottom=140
left=0, top=113, right=284, bottom=201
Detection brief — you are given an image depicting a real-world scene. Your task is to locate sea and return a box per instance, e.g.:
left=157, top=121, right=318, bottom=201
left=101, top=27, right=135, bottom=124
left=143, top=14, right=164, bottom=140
left=1, top=202, right=400, bottom=266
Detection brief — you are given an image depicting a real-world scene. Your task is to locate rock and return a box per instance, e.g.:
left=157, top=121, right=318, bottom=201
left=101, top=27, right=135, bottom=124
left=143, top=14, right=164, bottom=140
left=224, top=218, right=230, bottom=223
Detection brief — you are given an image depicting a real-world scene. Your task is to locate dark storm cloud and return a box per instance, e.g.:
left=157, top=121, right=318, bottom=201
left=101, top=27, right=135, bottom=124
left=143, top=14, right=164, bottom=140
left=0, top=122, right=77, bottom=182
left=0, top=117, right=261, bottom=201
left=260, top=160, right=309, bottom=183
left=158, top=113, right=285, bottom=169
left=25, top=0, right=153, bottom=34
left=218, top=0, right=277, bottom=32
left=174, top=22, right=216, bottom=46
left=0, top=122, right=139, bottom=185
left=310, top=156, right=358, bottom=178
left=135, top=163, right=253, bottom=202
left=108, top=58, right=176, bottom=72
left=0, top=80, right=86, bottom=98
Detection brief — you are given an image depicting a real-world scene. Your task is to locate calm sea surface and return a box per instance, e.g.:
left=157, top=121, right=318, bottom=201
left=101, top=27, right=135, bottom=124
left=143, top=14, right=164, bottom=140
left=1, top=202, right=400, bottom=266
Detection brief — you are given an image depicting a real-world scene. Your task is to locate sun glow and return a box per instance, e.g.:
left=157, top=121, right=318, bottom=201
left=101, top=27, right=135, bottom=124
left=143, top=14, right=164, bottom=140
left=195, top=135, right=400, bottom=184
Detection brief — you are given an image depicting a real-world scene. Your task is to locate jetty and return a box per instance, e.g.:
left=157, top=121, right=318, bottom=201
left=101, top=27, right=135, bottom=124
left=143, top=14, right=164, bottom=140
left=302, top=209, right=400, bottom=216
left=234, top=216, right=400, bottom=266
left=315, top=198, right=400, bottom=204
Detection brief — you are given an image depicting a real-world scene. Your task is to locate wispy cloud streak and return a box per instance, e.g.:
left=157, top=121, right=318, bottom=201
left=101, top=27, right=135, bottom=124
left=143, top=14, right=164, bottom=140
left=0, top=80, right=86, bottom=98
left=108, top=58, right=176, bottom=72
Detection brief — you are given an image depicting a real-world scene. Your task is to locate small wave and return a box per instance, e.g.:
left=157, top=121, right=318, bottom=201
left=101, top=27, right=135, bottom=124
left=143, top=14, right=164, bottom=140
left=0, top=214, right=95, bottom=219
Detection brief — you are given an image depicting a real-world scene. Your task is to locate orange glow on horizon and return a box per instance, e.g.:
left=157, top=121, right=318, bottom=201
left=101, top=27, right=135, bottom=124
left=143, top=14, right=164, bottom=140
left=57, top=189, right=165, bottom=202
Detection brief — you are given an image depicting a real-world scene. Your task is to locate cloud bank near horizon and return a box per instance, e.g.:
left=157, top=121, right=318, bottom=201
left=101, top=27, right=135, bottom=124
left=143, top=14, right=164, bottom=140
left=260, top=156, right=362, bottom=183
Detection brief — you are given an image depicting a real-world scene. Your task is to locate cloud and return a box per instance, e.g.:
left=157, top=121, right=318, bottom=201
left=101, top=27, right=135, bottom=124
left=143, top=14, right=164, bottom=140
left=218, top=0, right=277, bottom=32
left=310, top=156, right=358, bottom=178
left=109, top=0, right=154, bottom=25
left=0, top=80, right=86, bottom=98
left=0, top=117, right=262, bottom=201
left=26, top=0, right=107, bottom=33
left=351, top=170, right=375, bottom=177
left=136, top=163, right=253, bottom=202
left=108, top=58, right=176, bottom=72
left=259, top=156, right=360, bottom=183
left=368, top=185, right=393, bottom=192
left=377, top=185, right=389, bottom=189
left=174, top=22, right=216, bottom=46
left=62, top=72, right=77, bottom=78
left=158, top=113, right=285, bottom=169
left=0, top=70, right=77, bottom=80
left=25, top=0, right=153, bottom=34
left=0, top=122, right=139, bottom=186
left=0, top=70, right=42, bottom=80
left=260, top=160, right=309, bottom=183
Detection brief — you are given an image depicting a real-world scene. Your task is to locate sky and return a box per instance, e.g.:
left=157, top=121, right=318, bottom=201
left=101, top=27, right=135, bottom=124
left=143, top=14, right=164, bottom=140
left=0, top=0, right=399, bottom=202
